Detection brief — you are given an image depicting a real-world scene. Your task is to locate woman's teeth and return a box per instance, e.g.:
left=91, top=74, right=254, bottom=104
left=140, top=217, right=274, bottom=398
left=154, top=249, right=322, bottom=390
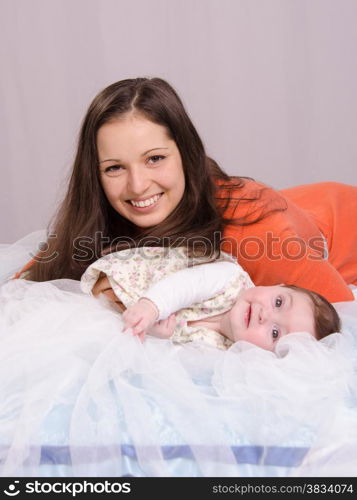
left=130, top=194, right=161, bottom=208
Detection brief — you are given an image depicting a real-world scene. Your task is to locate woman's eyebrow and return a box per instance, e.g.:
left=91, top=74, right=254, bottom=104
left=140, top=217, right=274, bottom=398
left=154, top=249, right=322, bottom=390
left=99, top=158, right=121, bottom=164
left=141, top=147, right=169, bottom=156
left=99, top=147, right=169, bottom=164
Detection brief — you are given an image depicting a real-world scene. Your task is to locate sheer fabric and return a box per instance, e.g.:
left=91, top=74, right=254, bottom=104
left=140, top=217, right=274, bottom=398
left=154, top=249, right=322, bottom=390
left=1, top=233, right=357, bottom=477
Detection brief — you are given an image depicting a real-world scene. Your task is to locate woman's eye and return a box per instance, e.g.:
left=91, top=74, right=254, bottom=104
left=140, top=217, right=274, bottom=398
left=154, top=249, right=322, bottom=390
left=272, top=327, right=279, bottom=340
left=103, top=165, right=124, bottom=176
left=147, top=155, right=165, bottom=164
left=275, top=296, right=283, bottom=308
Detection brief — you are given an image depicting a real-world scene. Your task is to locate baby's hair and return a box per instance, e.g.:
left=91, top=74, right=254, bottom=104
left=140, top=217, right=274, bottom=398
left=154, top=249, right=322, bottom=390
left=283, top=284, right=341, bottom=340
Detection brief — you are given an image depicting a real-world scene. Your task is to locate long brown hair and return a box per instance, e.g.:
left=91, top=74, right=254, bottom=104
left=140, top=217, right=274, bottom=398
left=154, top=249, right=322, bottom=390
left=28, top=78, right=278, bottom=281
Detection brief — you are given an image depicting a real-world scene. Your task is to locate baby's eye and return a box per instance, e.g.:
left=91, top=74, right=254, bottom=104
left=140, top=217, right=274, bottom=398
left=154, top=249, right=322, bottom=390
left=147, top=155, right=165, bottom=164
left=275, top=296, right=283, bottom=308
left=272, top=326, right=280, bottom=340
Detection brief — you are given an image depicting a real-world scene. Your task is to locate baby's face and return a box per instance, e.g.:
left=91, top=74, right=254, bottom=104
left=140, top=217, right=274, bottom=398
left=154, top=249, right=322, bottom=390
left=228, top=286, right=315, bottom=351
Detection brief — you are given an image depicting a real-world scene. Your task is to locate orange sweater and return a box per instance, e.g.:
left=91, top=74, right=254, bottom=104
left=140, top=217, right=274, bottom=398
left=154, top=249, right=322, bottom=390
left=221, top=180, right=356, bottom=303
left=14, top=180, right=356, bottom=303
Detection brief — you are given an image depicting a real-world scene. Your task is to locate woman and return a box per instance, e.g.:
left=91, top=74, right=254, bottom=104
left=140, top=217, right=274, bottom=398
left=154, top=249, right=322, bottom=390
left=20, top=77, right=357, bottom=302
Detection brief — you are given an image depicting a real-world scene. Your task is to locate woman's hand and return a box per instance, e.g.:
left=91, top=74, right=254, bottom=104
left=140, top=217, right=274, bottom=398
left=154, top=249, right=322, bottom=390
left=92, top=274, right=125, bottom=311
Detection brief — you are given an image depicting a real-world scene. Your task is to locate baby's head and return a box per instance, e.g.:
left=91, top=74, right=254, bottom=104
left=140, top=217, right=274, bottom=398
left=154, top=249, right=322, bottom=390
left=227, top=284, right=341, bottom=351
left=282, top=284, right=341, bottom=340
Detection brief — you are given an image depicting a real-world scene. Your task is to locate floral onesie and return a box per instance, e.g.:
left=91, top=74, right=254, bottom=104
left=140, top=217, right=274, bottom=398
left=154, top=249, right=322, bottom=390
left=80, top=247, right=254, bottom=349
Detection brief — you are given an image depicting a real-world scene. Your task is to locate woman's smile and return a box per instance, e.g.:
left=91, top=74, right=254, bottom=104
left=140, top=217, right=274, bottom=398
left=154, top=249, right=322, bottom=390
left=127, top=193, right=163, bottom=210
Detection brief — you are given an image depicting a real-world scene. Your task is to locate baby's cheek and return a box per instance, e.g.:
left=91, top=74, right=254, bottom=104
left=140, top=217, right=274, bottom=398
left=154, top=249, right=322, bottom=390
left=245, top=328, right=272, bottom=351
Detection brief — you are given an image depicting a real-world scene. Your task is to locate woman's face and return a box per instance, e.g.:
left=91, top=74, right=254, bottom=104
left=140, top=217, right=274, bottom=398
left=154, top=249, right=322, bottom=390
left=227, top=286, right=316, bottom=351
left=97, top=113, right=185, bottom=228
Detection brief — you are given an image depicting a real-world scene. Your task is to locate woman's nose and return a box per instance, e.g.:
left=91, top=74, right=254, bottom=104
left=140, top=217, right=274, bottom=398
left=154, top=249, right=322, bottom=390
left=127, top=167, right=150, bottom=195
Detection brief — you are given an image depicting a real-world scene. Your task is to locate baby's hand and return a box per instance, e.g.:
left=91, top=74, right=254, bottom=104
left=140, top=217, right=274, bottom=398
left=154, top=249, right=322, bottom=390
left=122, top=298, right=159, bottom=342
left=148, top=314, right=177, bottom=339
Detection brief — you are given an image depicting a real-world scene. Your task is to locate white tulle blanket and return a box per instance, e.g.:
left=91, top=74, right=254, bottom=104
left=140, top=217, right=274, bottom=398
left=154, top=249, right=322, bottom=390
left=1, top=232, right=357, bottom=477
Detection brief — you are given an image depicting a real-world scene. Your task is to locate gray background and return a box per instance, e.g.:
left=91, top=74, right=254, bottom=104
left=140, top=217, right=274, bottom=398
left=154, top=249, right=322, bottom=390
left=1, top=0, right=356, bottom=243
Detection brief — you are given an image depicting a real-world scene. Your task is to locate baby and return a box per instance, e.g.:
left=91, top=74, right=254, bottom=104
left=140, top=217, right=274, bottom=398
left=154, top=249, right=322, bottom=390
left=81, top=247, right=341, bottom=351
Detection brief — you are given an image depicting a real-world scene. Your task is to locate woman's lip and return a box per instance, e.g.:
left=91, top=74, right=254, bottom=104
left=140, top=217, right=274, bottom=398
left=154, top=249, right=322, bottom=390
left=127, top=193, right=163, bottom=203
left=126, top=193, right=163, bottom=211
